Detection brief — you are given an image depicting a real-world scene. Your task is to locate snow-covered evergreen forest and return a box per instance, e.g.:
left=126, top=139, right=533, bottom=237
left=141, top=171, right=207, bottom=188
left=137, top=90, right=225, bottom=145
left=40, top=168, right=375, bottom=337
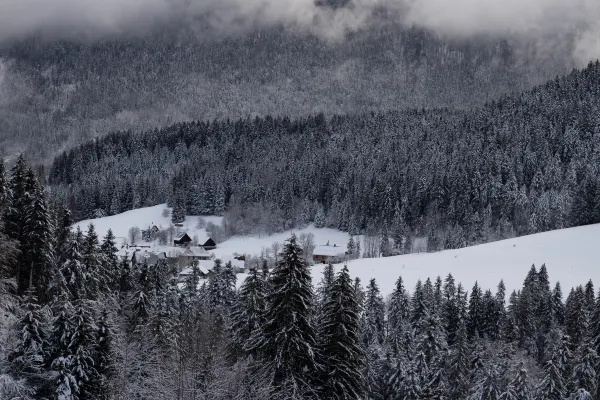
left=0, top=20, right=570, bottom=160
left=1, top=155, right=600, bottom=400
left=48, top=61, right=600, bottom=251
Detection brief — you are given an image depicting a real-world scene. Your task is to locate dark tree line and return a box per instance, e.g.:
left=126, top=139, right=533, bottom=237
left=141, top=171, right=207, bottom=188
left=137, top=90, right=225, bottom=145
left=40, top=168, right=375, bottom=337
left=49, top=61, right=600, bottom=251
left=1, top=160, right=600, bottom=399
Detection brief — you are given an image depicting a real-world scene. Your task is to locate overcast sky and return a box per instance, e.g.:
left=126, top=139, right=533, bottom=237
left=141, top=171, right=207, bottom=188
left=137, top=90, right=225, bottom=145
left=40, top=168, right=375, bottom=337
left=0, top=0, right=598, bottom=63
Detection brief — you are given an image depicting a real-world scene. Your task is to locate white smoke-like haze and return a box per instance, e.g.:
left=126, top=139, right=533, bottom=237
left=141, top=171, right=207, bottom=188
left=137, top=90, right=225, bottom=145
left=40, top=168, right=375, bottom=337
left=0, top=0, right=599, bottom=63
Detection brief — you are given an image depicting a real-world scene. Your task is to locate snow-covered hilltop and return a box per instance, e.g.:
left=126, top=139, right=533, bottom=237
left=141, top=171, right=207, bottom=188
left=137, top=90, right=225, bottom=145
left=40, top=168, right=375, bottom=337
left=74, top=204, right=599, bottom=296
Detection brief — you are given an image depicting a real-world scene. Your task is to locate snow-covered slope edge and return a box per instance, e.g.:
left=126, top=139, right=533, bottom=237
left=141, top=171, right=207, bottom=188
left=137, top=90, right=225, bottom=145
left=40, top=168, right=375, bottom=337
left=307, top=223, right=600, bottom=298
left=73, top=204, right=600, bottom=297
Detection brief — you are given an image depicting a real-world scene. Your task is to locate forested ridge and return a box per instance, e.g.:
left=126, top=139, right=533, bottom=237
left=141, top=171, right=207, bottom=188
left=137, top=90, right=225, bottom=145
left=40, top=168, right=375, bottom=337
left=0, top=21, right=568, bottom=159
left=49, top=60, right=600, bottom=252
left=1, top=157, right=600, bottom=399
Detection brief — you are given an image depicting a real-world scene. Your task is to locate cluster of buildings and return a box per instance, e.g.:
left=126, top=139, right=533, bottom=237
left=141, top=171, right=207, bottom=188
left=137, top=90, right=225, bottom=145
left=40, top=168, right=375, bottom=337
left=115, top=231, right=242, bottom=282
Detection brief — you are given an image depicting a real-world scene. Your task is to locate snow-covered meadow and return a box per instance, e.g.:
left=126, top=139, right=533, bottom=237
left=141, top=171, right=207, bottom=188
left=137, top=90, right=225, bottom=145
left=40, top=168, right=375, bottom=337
left=75, top=204, right=600, bottom=297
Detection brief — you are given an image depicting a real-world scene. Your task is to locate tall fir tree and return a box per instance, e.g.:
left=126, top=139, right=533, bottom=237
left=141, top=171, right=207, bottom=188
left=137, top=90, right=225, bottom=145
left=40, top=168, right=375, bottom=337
left=249, top=235, right=319, bottom=397
left=318, top=265, right=365, bottom=400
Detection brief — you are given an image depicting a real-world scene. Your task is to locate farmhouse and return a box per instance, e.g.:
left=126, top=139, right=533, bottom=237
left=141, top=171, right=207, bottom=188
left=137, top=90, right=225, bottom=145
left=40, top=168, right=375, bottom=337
left=132, top=249, right=167, bottom=266
left=174, top=233, right=192, bottom=247
left=312, top=244, right=345, bottom=264
left=197, top=234, right=217, bottom=250
left=174, top=233, right=217, bottom=250
left=178, top=246, right=211, bottom=266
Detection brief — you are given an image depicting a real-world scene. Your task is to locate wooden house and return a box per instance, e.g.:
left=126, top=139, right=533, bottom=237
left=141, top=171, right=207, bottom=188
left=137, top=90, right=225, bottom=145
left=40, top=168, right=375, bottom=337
left=312, top=244, right=345, bottom=264
left=174, top=233, right=192, bottom=247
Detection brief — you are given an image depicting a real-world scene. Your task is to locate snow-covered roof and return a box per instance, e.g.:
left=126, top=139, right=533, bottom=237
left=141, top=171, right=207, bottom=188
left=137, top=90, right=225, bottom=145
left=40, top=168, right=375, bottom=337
left=313, top=245, right=345, bottom=257
left=175, top=233, right=190, bottom=241
left=183, top=246, right=210, bottom=257
left=180, top=265, right=210, bottom=276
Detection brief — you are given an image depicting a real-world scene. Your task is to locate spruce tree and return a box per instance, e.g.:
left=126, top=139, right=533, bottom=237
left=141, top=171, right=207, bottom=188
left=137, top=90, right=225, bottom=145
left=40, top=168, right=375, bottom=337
left=229, top=267, right=267, bottom=359
left=88, top=309, right=116, bottom=400
left=470, top=364, right=502, bottom=400
left=318, top=265, right=365, bottom=400
left=500, top=362, right=533, bottom=400
left=100, top=229, right=119, bottom=292
left=8, top=288, right=50, bottom=392
left=570, top=339, right=598, bottom=396
left=249, top=235, right=318, bottom=396
left=362, top=278, right=385, bottom=347
left=68, top=300, right=97, bottom=399
left=24, top=177, right=54, bottom=301
left=551, top=282, right=566, bottom=325
left=537, top=359, right=566, bottom=400
left=468, top=281, right=484, bottom=338
left=62, top=229, right=87, bottom=301
left=387, top=276, right=411, bottom=353
left=82, top=224, right=104, bottom=298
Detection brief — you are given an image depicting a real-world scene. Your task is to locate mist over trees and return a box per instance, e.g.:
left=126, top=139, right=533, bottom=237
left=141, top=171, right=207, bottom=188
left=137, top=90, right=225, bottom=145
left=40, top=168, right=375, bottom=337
left=49, top=61, right=600, bottom=252
left=0, top=20, right=570, bottom=160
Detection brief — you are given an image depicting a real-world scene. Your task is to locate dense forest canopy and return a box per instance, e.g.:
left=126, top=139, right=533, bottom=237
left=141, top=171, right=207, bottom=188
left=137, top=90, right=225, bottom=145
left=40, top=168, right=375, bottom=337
left=49, top=61, right=600, bottom=251
left=1, top=157, right=600, bottom=399
left=0, top=19, right=572, bottom=160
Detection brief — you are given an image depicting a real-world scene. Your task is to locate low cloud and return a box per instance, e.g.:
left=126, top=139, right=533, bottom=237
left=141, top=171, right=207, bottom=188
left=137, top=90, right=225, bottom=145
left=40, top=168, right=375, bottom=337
left=0, top=0, right=598, bottom=63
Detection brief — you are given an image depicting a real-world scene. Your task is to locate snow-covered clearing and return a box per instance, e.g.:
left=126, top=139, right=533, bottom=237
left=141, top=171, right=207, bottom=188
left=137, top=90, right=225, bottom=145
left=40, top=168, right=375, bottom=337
left=73, top=204, right=223, bottom=244
left=74, top=204, right=600, bottom=297
left=242, top=223, right=600, bottom=297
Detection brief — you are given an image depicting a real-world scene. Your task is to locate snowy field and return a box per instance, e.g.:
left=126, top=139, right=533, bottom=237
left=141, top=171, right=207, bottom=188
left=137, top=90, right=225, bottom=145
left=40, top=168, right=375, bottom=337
left=241, top=223, right=600, bottom=297
left=75, top=204, right=600, bottom=297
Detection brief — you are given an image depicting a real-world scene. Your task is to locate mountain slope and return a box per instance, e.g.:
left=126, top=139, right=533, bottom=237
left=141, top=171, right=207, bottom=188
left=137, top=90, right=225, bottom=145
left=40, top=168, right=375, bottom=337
left=0, top=22, right=569, bottom=159
left=49, top=61, right=600, bottom=253
left=73, top=202, right=600, bottom=296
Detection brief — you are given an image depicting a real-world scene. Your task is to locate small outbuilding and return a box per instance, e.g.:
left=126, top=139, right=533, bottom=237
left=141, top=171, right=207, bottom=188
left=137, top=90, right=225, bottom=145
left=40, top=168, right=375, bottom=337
left=312, top=244, right=345, bottom=264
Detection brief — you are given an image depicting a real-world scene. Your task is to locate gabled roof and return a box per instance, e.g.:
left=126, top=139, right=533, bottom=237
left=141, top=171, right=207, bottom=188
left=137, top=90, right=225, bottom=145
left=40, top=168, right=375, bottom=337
left=313, top=245, right=345, bottom=257
left=180, top=265, right=210, bottom=276
left=175, top=233, right=191, bottom=241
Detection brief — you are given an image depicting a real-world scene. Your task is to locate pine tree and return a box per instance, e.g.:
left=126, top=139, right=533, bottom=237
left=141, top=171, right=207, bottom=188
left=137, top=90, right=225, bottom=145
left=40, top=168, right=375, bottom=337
left=82, top=224, right=105, bottom=298
left=88, top=309, right=116, bottom=400
left=443, top=273, right=461, bottom=345
left=468, top=281, right=484, bottom=338
left=318, top=265, right=365, bottom=400
left=131, top=260, right=152, bottom=329
left=570, top=339, right=598, bottom=396
left=316, top=263, right=335, bottom=314
left=537, top=359, right=566, bottom=400
left=222, top=261, right=237, bottom=309
left=8, top=288, right=50, bottom=392
left=118, top=257, right=133, bottom=297
left=68, top=300, right=97, bottom=399
left=230, top=268, right=267, bottom=359
left=362, top=278, right=385, bottom=347
left=500, top=362, right=533, bottom=400
left=249, top=235, right=318, bottom=396
left=100, top=229, right=119, bottom=292
left=207, top=259, right=227, bottom=311
left=387, top=276, right=411, bottom=354
left=551, top=282, right=566, bottom=325
left=184, top=261, right=200, bottom=298
left=447, top=321, right=471, bottom=400
left=470, top=364, right=501, bottom=400
left=62, top=229, right=87, bottom=301
left=24, top=177, right=54, bottom=301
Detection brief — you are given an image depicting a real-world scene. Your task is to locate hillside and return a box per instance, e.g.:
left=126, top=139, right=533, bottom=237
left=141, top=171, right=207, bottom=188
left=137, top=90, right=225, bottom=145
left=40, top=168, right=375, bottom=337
left=73, top=204, right=600, bottom=297
left=0, top=22, right=569, bottom=159
left=50, top=61, right=600, bottom=254
left=309, top=222, right=600, bottom=298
